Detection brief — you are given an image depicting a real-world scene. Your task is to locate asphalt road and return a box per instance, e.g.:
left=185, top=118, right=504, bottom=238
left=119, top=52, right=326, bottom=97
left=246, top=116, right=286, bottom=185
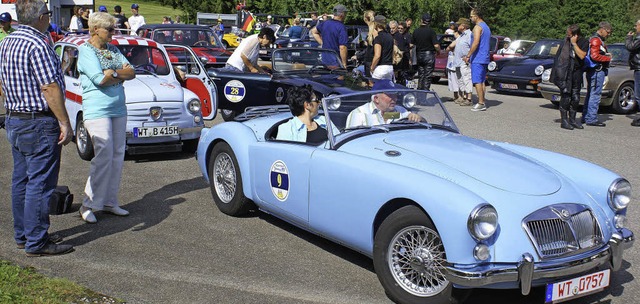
left=0, top=82, right=638, bottom=304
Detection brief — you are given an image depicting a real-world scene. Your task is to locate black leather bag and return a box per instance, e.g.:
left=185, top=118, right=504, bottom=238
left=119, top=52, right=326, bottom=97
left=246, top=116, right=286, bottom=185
left=49, top=186, right=73, bottom=215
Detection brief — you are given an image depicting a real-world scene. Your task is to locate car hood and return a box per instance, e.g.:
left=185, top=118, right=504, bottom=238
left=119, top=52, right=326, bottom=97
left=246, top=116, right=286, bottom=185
left=123, top=77, right=184, bottom=103
left=346, top=131, right=562, bottom=196
left=193, top=47, right=232, bottom=61
left=495, top=56, right=554, bottom=75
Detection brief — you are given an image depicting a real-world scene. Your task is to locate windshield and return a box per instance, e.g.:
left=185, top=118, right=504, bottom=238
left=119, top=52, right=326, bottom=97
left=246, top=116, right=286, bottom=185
left=525, top=40, right=562, bottom=57
left=272, top=48, right=344, bottom=72
left=116, top=45, right=171, bottom=75
left=321, top=90, right=458, bottom=147
left=154, top=29, right=226, bottom=49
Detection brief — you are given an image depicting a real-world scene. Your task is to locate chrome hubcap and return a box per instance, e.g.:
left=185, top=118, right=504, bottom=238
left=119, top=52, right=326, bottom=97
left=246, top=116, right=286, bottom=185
left=77, top=122, right=88, bottom=152
left=213, top=152, right=236, bottom=203
left=619, top=87, right=635, bottom=109
left=388, top=225, right=448, bottom=297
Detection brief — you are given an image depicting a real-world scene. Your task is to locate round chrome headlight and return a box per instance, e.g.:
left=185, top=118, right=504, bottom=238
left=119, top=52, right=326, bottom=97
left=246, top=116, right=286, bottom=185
left=608, top=179, right=632, bottom=211
left=325, top=96, right=341, bottom=110
left=287, top=43, right=292, bottom=48
left=541, top=69, right=551, bottom=82
left=467, top=204, right=498, bottom=241
left=402, top=93, right=417, bottom=108
left=187, top=99, right=201, bottom=114
left=534, top=65, right=545, bottom=76
left=488, top=61, right=497, bottom=71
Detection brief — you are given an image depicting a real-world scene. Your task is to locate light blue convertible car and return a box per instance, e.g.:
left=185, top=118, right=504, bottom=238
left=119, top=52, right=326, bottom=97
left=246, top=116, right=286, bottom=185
left=196, top=90, right=634, bottom=304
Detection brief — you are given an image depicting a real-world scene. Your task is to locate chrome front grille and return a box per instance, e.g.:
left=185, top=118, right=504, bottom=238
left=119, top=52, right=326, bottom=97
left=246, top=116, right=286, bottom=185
left=523, top=204, right=603, bottom=259
left=127, top=104, right=184, bottom=122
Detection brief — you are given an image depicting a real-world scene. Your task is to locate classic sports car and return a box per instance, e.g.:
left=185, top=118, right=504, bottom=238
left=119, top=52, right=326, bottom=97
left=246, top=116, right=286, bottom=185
left=538, top=43, right=636, bottom=114
left=287, top=25, right=368, bottom=61
left=55, top=35, right=213, bottom=159
left=204, top=48, right=372, bottom=121
left=196, top=89, right=633, bottom=304
left=137, top=24, right=232, bottom=68
left=487, top=39, right=562, bottom=95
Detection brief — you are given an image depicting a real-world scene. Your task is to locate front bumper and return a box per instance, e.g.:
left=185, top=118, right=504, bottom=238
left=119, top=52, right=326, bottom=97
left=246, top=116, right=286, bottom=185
left=537, top=82, right=614, bottom=105
left=446, top=229, right=634, bottom=295
left=487, top=74, right=543, bottom=94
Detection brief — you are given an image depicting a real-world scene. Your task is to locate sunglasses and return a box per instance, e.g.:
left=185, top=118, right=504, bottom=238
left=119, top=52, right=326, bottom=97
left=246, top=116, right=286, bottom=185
left=105, top=27, right=115, bottom=32
left=41, top=11, right=52, bottom=17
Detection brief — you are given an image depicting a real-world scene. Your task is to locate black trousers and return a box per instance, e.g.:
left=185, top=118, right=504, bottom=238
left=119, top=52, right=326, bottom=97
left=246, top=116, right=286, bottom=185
left=559, top=69, right=584, bottom=111
left=416, top=51, right=435, bottom=90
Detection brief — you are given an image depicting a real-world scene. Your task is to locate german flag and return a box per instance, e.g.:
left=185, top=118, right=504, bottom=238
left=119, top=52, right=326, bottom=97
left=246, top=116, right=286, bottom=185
left=242, top=13, right=255, bottom=32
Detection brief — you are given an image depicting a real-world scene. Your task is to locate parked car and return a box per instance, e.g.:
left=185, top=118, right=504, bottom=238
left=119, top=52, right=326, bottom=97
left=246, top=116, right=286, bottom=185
left=199, top=48, right=372, bottom=121
left=538, top=43, right=636, bottom=114
left=432, top=34, right=456, bottom=83
left=259, top=26, right=310, bottom=60
left=137, top=24, right=232, bottom=69
left=487, top=39, right=562, bottom=95
left=492, top=39, right=536, bottom=61
left=55, top=35, right=215, bottom=159
left=196, top=89, right=633, bottom=304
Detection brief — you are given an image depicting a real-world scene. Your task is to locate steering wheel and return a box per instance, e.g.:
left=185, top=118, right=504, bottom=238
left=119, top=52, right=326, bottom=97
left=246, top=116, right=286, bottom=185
left=193, top=40, right=209, bottom=46
left=135, top=63, right=157, bottom=73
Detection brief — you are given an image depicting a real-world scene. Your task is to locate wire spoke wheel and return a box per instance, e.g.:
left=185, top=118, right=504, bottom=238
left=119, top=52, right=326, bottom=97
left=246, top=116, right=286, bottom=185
left=213, top=152, right=236, bottom=203
left=388, top=225, right=449, bottom=297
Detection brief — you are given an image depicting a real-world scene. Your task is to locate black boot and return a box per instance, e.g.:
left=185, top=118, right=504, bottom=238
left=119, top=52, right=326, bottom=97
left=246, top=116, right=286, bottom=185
left=560, top=109, right=573, bottom=130
left=569, top=110, right=583, bottom=129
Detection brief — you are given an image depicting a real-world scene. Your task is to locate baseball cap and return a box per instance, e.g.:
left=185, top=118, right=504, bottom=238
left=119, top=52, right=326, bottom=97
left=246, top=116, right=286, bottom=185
left=333, top=4, right=348, bottom=15
left=98, top=5, right=107, bottom=12
left=456, top=18, right=470, bottom=26
left=421, top=13, right=431, bottom=22
left=504, top=37, right=511, bottom=43
left=131, top=3, right=139, bottom=9
left=0, top=12, right=11, bottom=23
left=267, top=15, right=272, bottom=19
left=372, top=79, right=399, bottom=91
left=449, top=21, right=455, bottom=25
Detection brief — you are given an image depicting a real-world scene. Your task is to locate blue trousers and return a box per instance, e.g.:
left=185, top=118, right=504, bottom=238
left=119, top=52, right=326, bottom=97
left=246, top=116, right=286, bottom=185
left=5, top=115, right=61, bottom=252
left=583, top=69, right=606, bottom=124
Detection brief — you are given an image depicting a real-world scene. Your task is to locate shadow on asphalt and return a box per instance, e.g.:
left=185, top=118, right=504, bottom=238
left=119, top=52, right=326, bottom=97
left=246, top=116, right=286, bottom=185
left=56, top=177, right=208, bottom=246
left=258, top=213, right=376, bottom=273
left=125, top=151, right=196, bottom=163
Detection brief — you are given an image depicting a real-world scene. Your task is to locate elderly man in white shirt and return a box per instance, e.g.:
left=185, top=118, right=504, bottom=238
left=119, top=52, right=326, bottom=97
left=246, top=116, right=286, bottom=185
left=346, top=80, right=421, bottom=127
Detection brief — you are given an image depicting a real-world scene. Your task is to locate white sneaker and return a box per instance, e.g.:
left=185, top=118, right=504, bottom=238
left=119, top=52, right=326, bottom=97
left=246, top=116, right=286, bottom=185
left=103, top=206, right=130, bottom=216
left=79, top=206, right=97, bottom=223
left=471, top=103, right=487, bottom=111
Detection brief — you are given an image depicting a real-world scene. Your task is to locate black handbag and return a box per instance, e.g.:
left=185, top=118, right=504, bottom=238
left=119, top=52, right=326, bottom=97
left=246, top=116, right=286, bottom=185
left=49, top=186, right=74, bottom=215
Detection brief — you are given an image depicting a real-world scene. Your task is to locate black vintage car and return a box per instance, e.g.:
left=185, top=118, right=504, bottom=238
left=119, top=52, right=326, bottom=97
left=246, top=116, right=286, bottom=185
left=486, top=39, right=562, bottom=95
left=259, top=26, right=310, bottom=60
left=207, top=48, right=374, bottom=121
left=137, top=24, right=232, bottom=68
left=288, top=25, right=368, bottom=60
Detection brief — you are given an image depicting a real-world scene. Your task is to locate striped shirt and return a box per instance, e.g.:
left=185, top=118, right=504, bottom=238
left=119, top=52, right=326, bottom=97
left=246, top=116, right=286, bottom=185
left=0, top=25, right=65, bottom=113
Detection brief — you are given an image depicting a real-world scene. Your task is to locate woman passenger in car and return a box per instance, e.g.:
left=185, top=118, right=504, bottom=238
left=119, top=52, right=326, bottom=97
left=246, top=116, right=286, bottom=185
left=277, top=84, right=328, bottom=144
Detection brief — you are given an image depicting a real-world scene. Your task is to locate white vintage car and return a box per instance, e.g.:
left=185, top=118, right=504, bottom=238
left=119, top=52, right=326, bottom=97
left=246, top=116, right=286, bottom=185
left=55, top=35, right=217, bottom=160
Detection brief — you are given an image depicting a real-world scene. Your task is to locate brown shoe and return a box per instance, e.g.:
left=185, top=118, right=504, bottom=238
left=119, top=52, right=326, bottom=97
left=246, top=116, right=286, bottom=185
left=459, top=99, right=473, bottom=106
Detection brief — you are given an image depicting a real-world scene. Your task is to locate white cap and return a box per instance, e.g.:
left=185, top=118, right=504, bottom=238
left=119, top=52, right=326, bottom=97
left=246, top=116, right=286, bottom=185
left=267, top=15, right=272, bottom=19
left=504, top=37, right=511, bottom=43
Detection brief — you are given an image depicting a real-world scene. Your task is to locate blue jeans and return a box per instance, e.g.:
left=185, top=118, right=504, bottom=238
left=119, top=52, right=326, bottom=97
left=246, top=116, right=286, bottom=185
left=5, top=115, right=61, bottom=252
left=583, top=69, right=606, bottom=124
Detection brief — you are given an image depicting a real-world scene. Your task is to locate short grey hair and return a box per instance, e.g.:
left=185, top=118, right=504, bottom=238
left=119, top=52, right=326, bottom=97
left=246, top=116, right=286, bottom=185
left=88, top=12, right=116, bottom=34
left=598, top=21, right=612, bottom=31
left=389, top=20, right=398, bottom=28
left=16, top=0, right=46, bottom=26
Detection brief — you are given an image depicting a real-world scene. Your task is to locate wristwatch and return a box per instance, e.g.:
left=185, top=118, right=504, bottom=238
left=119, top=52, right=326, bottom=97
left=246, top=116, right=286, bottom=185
left=112, top=71, right=119, bottom=78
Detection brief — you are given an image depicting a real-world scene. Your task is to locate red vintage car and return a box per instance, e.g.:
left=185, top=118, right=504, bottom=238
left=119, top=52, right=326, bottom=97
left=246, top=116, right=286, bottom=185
left=432, top=35, right=506, bottom=83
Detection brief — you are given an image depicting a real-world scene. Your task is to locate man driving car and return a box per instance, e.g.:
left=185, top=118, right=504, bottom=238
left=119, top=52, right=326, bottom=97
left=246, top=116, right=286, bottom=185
left=346, top=80, right=421, bottom=127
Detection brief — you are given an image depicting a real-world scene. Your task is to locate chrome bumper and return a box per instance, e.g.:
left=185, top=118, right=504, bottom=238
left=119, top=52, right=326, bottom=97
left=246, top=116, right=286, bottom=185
left=446, top=229, right=634, bottom=295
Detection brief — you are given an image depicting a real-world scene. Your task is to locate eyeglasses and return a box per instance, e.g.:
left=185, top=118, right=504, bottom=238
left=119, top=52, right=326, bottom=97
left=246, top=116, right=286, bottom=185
left=104, top=27, right=115, bottom=32
left=41, top=11, right=52, bottom=17
left=398, top=27, right=405, bottom=30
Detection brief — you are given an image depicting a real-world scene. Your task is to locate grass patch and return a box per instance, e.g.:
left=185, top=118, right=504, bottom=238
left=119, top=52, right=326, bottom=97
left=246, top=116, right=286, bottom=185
left=95, top=0, right=185, bottom=25
left=0, top=260, right=124, bottom=304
